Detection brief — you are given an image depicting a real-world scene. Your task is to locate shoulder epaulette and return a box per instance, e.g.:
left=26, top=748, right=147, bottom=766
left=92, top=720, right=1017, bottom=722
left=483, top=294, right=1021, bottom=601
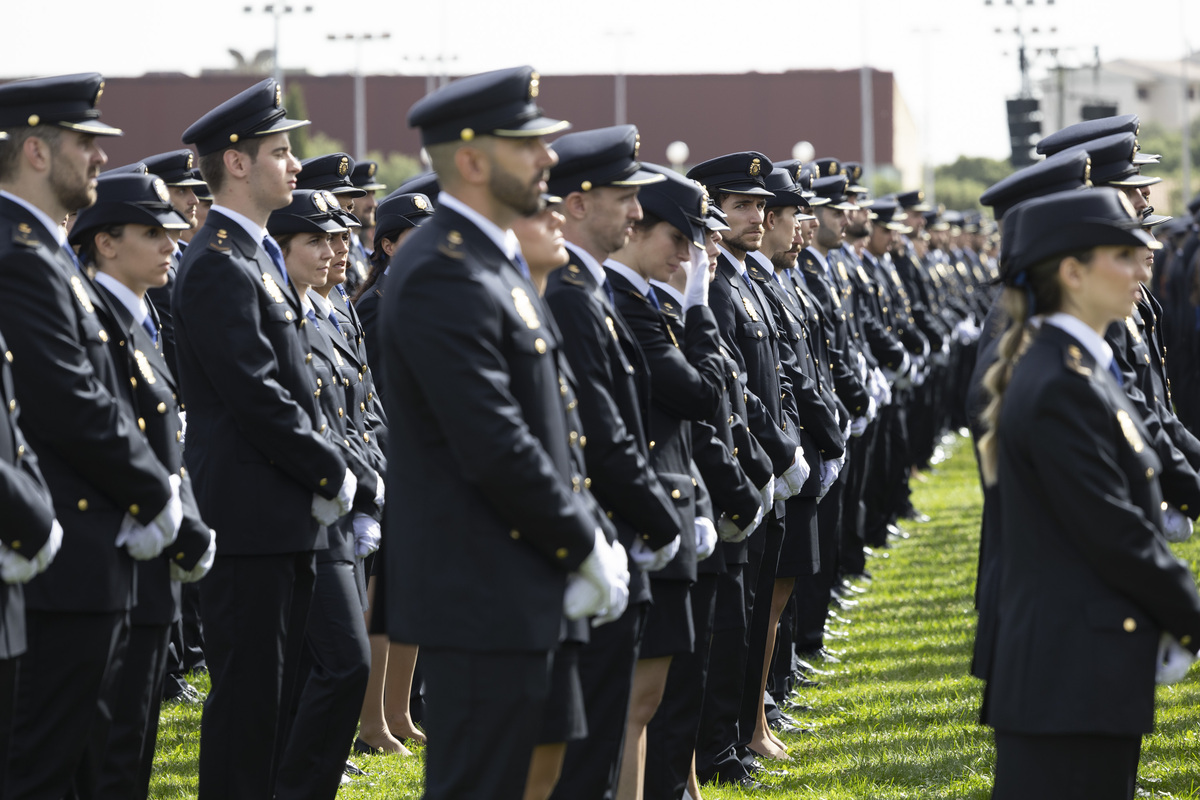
left=13, top=222, right=39, bottom=249
left=1064, top=344, right=1092, bottom=378
left=559, top=263, right=586, bottom=287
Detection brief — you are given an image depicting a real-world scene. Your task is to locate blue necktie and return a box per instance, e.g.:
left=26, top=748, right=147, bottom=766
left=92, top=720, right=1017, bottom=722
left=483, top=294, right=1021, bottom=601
left=513, top=252, right=531, bottom=281
left=1108, top=359, right=1124, bottom=387
left=64, top=245, right=84, bottom=272
left=327, top=311, right=342, bottom=335
left=646, top=285, right=661, bottom=310
left=602, top=278, right=616, bottom=308
left=262, top=235, right=289, bottom=286
left=142, top=315, right=158, bottom=347
left=304, top=308, right=321, bottom=330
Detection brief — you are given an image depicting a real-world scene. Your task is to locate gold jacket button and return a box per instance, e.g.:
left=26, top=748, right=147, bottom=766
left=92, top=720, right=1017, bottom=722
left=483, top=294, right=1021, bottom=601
left=10, top=540, right=20, bottom=550
left=1123, top=617, right=1137, bottom=633
left=130, top=504, right=140, bottom=516
left=649, top=441, right=656, bottom=450
left=176, top=551, right=186, bottom=560
left=138, top=418, right=146, bottom=431
left=78, top=499, right=88, bottom=511
left=556, top=547, right=568, bottom=559
left=534, top=338, right=547, bottom=354
left=157, top=402, right=167, bottom=413
left=671, top=489, right=682, bottom=499
left=510, top=530, right=520, bottom=540
left=319, top=478, right=329, bottom=487
left=1182, top=635, right=1193, bottom=647
left=8, top=399, right=15, bottom=412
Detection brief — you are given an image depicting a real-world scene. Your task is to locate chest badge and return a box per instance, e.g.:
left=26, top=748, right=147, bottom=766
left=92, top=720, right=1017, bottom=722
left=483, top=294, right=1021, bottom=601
left=133, top=350, right=157, bottom=385
left=741, top=296, right=759, bottom=322
left=69, top=276, right=95, bottom=314
left=511, top=287, right=541, bottom=330
left=262, top=273, right=286, bottom=304
left=1116, top=409, right=1144, bottom=454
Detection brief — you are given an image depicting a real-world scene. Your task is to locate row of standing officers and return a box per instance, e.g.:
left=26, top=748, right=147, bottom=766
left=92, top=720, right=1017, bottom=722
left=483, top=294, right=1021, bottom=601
left=0, top=66, right=990, bottom=799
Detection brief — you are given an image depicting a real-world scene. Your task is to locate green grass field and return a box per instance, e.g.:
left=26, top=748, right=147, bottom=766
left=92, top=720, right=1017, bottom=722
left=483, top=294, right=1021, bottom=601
left=149, top=437, right=1200, bottom=798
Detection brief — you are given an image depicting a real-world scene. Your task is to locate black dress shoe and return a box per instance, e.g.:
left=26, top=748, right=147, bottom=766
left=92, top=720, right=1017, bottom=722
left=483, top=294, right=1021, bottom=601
left=352, top=737, right=384, bottom=756
left=840, top=579, right=868, bottom=595
left=793, top=657, right=832, bottom=676
left=781, top=699, right=812, bottom=713
left=768, top=718, right=810, bottom=736
left=746, top=759, right=788, bottom=777
left=791, top=673, right=820, bottom=688
left=344, top=760, right=368, bottom=777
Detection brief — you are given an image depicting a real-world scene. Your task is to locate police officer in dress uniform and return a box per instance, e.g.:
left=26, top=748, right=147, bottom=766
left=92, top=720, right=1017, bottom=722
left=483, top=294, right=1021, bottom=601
left=978, top=188, right=1200, bottom=800
left=70, top=172, right=216, bottom=800
left=542, top=125, right=689, bottom=800
left=349, top=158, right=386, bottom=268
left=174, top=78, right=358, bottom=800
left=385, top=66, right=629, bottom=800
left=0, top=74, right=188, bottom=800
left=0, top=120, right=63, bottom=790
left=297, top=153, right=372, bottom=293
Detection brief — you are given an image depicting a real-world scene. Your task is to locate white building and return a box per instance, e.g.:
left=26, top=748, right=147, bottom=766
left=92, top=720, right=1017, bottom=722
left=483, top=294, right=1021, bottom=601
left=1038, top=52, right=1200, bottom=132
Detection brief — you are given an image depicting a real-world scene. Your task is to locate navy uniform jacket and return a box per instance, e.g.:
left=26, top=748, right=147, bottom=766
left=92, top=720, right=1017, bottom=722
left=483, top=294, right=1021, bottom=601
left=745, top=258, right=843, bottom=465
left=353, top=270, right=386, bottom=370
left=796, top=249, right=872, bottom=418
left=96, top=284, right=213, bottom=626
left=545, top=249, right=683, bottom=603
left=609, top=270, right=725, bottom=583
left=173, top=211, right=347, bottom=556
left=0, top=328, right=55, bottom=658
left=983, top=323, right=1200, bottom=736
left=0, top=197, right=173, bottom=613
left=146, top=251, right=179, bottom=379
left=380, top=206, right=596, bottom=651
left=779, top=268, right=853, bottom=424
left=656, top=295, right=762, bottom=574
left=328, top=287, right=389, bottom=463
left=710, top=253, right=798, bottom=483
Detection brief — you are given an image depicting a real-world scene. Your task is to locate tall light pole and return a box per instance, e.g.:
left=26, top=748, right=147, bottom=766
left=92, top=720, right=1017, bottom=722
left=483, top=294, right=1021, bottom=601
left=243, top=4, right=314, bottom=91
left=402, top=54, right=459, bottom=96
left=327, top=32, right=392, bottom=160
left=605, top=29, right=634, bottom=126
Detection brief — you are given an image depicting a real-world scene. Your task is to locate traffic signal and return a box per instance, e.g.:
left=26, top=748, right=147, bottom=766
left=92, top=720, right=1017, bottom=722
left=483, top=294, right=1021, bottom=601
left=1007, top=98, right=1042, bottom=168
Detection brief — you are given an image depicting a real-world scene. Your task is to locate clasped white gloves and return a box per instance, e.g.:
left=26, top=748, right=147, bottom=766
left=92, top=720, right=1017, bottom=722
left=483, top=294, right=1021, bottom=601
left=0, top=519, right=63, bottom=584
left=1162, top=507, right=1193, bottom=543
left=695, top=517, right=717, bottom=561
left=855, top=351, right=869, bottom=383
left=1156, top=633, right=1196, bottom=684
left=117, top=473, right=183, bottom=560
left=353, top=513, right=382, bottom=557
left=869, top=366, right=892, bottom=407
left=170, top=530, right=217, bottom=583
left=178, top=411, right=187, bottom=447
left=630, top=534, right=681, bottom=572
left=564, top=528, right=630, bottom=626
left=716, top=503, right=764, bottom=543
left=682, top=242, right=711, bottom=311
left=818, top=457, right=844, bottom=499
left=774, top=447, right=810, bottom=500
left=312, top=468, right=357, bottom=526
left=954, top=317, right=981, bottom=345
left=373, top=472, right=386, bottom=508
left=758, top=476, right=775, bottom=512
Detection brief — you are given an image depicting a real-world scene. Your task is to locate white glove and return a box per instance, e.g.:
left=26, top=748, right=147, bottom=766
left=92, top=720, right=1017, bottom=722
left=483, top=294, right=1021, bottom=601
left=716, top=503, right=764, bottom=543
left=178, top=411, right=187, bottom=447
left=932, top=337, right=950, bottom=367
left=1163, top=507, right=1193, bottom=543
left=885, top=350, right=912, bottom=383
left=776, top=446, right=811, bottom=497
left=0, top=519, right=63, bottom=584
left=841, top=419, right=852, bottom=443
left=312, top=467, right=357, bottom=526
left=865, top=394, right=879, bottom=423
left=170, top=529, right=216, bottom=583
left=758, top=476, right=775, bottom=512
left=629, top=534, right=680, bottom=572
left=695, top=517, right=717, bottom=561
left=1156, top=633, right=1196, bottom=684
left=911, top=354, right=928, bottom=387
left=152, top=473, right=184, bottom=547
left=565, top=529, right=630, bottom=623
left=818, top=459, right=841, bottom=499
left=856, top=351, right=869, bottom=382
left=352, top=513, right=382, bottom=557
left=850, top=416, right=868, bottom=437
left=869, top=367, right=891, bottom=407
left=682, top=242, right=711, bottom=311
left=591, top=540, right=630, bottom=626
left=373, top=472, right=386, bottom=508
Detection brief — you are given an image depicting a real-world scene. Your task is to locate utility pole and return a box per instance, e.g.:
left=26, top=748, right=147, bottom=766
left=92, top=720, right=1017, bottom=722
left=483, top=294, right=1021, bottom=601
left=327, top=32, right=392, bottom=160
left=243, top=4, right=314, bottom=92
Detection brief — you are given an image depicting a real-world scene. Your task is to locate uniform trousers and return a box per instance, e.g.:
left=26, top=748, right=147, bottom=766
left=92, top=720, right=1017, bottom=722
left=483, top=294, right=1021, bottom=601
left=839, top=432, right=874, bottom=577
left=421, top=647, right=552, bottom=800
left=645, top=572, right=719, bottom=800
left=4, top=609, right=126, bottom=800
left=275, top=559, right=371, bottom=800
left=0, top=656, right=14, bottom=795
left=197, top=551, right=316, bottom=800
left=797, top=478, right=846, bottom=654
left=695, top=563, right=749, bottom=783
left=992, top=731, right=1141, bottom=800
left=96, top=623, right=172, bottom=800
left=549, top=602, right=648, bottom=800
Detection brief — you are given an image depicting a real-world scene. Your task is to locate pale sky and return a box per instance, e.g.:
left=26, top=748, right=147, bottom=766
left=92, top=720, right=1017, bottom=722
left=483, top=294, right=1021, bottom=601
left=7, top=0, right=1198, bottom=165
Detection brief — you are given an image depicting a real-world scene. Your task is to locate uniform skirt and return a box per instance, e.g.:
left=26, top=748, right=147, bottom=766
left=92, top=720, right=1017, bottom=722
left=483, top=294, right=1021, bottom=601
left=638, top=580, right=695, bottom=659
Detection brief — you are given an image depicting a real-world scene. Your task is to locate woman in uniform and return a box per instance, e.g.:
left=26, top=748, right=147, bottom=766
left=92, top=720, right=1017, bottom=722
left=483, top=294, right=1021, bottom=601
left=977, top=187, right=1200, bottom=800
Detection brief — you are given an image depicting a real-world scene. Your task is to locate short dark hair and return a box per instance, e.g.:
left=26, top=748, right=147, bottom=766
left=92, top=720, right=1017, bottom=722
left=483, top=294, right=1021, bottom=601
left=197, top=138, right=264, bottom=195
left=0, top=125, right=64, bottom=182
left=631, top=209, right=665, bottom=234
